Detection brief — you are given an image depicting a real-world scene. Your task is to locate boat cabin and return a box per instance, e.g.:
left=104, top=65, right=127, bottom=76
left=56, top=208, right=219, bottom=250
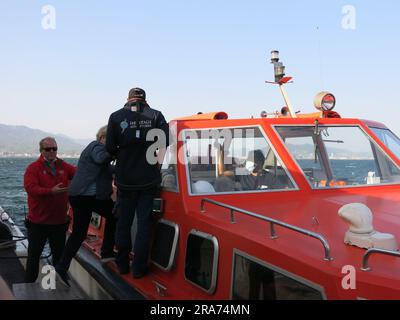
left=76, top=51, right=400, bottom=300
left=79, top=109, right=400, bottom=300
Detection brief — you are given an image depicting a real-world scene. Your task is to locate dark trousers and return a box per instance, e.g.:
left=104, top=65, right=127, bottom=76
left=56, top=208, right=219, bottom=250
left=56, top=196, right=116, bottom=274
left=25, top=222, right=67, bottom=283
left=115, top=188, right=156, bottom=274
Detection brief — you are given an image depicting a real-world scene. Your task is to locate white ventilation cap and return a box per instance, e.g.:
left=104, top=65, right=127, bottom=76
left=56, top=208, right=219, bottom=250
left=338, top=203, right=374, bottom=234
left=338, top=203, right=398, bottom=251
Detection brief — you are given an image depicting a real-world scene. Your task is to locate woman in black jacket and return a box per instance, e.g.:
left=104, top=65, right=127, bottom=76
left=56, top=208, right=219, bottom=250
left=55, top=126, right=116, bottom=286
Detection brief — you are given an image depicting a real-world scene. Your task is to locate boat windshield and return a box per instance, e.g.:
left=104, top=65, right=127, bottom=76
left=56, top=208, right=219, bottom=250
left=369, top=127, right=400, bottom=159
left=184, top=126, right=296, bottom=194
left=275, top=125, right=400, bottom=188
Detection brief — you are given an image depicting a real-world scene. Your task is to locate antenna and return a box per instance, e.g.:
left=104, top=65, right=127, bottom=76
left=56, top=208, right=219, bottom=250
left=266, top=51, right=297, bottom=118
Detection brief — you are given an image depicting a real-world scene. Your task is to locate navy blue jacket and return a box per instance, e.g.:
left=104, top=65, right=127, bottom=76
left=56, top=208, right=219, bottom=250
left=106, top=101, right=169, bottom=190
left=68, top=141, right=113, bottom=200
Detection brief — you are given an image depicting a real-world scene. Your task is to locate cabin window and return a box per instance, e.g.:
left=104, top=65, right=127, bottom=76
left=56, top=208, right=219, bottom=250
left=150, top=219, right=179, bottom=271
left=232, top=253, right=323, bottom=300
left=183, top=126, right=295, bottom=194
left=370, top=127, right=400, bottom=160
left=276, top=125, right=400, bottom=188
left=161, top=144, right=179, bottom=192
left=185, top=230, right=218, bottom=294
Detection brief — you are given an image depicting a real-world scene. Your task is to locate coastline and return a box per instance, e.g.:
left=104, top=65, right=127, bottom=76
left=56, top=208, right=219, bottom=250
left=0, top=154, right=80, bottom=158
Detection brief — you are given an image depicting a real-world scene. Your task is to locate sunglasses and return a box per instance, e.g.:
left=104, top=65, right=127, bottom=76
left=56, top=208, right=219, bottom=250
left=43, top=147, right=58, bottom=152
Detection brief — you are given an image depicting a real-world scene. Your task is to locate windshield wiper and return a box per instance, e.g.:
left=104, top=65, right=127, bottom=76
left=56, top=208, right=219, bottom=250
left=323, top=139, right=344, bottom=143
left=313, top=119, right=319, bottom=163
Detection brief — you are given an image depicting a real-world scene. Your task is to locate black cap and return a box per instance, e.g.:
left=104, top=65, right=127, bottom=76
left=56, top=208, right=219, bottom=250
left=128, top=87, right=146, bottom=100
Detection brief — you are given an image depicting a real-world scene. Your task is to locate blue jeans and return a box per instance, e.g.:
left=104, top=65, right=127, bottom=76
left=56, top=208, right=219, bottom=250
left=115, top=188, right=156, bottom=274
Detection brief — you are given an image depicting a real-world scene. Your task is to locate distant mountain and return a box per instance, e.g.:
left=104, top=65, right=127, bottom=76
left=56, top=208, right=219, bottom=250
left=73, top=138, right=93, bottom=146
left=0, top=123, right=87, bottom=156
left=286, top=143, right=372, bottom=159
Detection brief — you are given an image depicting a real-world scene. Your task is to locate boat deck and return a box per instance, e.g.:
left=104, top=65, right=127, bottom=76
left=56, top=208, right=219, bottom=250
left=0, top=206, right=88, bottom=300
left=12, top=281, right=86, bottom=300
left=0, top=239, right=88, bottom=300
left=0, top=247, right=26, bottom=289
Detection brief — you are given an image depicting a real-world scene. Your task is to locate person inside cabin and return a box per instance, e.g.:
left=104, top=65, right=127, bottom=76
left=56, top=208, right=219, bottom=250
left=238, top=150, right=278, bottom=191
left=106, top=87, right=169, bottom=278
left=214, top=175, right=236, bottom=192
left=55, top=125, right=117, bottom=286
left=23, top=137, right=76, bottom=283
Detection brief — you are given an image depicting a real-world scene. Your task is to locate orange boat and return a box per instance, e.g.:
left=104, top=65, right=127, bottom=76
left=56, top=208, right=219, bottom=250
left=68, top=51, right=400, bottom=300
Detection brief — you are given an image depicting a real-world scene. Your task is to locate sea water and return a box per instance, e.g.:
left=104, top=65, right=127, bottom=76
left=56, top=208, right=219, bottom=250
left=0, top=157, right=78, bottom=236
left=0, top=157, right=376, bottom=235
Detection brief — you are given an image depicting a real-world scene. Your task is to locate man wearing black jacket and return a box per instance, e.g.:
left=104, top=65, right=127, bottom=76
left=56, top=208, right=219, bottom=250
left=106, top=87, right=169, bottom=278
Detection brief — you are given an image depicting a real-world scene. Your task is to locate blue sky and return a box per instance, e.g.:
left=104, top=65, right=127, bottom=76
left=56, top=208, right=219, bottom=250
left=0, top=1, right=399, bottom=139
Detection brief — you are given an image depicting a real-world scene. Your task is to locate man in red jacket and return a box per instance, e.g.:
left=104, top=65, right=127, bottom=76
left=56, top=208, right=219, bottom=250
left=24, top=137, right=76, bottom=282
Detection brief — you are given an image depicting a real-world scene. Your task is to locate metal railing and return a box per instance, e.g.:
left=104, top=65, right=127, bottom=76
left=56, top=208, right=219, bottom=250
left=361, top=248, right=400, bottom=271
left=200, top=198, right=333, bottom=261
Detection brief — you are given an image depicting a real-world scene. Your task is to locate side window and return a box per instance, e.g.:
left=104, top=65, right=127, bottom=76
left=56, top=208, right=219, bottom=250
left=370, top=127, right=400, bottom=159
left=370, top=127, right=400, bottom=175
left=150, top=220, right=179, bottom=271
left=383, top=134, right=400, bottom=159
left=232, top=254, right=323, bottom=300
left=184, top=127, right=295, bottom=194
left=185, top=230, right=218, bottom=294
left=161, top=145, right=178, bottom=192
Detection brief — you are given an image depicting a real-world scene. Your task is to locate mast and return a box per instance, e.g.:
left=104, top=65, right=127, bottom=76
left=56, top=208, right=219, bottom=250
left=266, top=50, right=297, bottom=118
